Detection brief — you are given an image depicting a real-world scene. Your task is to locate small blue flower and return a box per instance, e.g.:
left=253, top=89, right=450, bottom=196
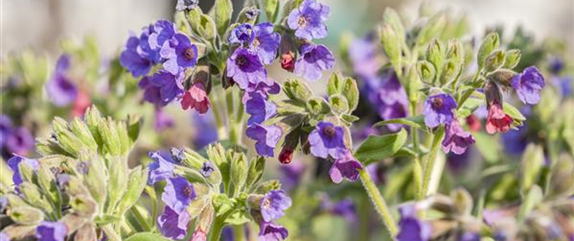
left=229, top=23, right=255, bottom=45
left=5, top=127, right=34, bottom=156
left=252, top=22, right=281, bottom=64
left=259, top=222, right=289, bottom=241
left=36, top=221, right=67, bottom=241
left=511, top=66, right=545, bottom=105
left=308, top=121, right=346, bottom=159
left=47, top=54, right=78, bottom=107
left=160, top=33, right=198, bottom=75
left=245, top=124, right=282, bottom=157
left=287, top=0, right=330, bottom=40
left=157, top=206, right=191, bottom=239
left=245, top=92, right=277, bottom=125
left=397, top=204, right=431, bottom=241
left=260, top=190, right=292, bottom=222
left=7, top=155, right=38, bottom=188
left=226, top=48, right=269, bottom=90
left=329, top=150, right=363, bottom=184
left=364, top=71, right=409, bottom=132
left=120, top=35, right=153, bottom=77
left=161, top=176, right=196, bottom=213
left=147, top=71, right=185, bottom=104
left=147, top=151, right=177, bottom=185
left=294, top=43, right=335, bottom=81
left=423, top=93, right=457, bottom=128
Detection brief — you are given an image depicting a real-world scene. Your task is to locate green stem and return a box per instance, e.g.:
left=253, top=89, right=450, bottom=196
left=419, top=127, right=445, bottom=199
left=358, top=169, right=397, bottom=237
left=101, top=225, right=122, bottom=241
left=410, top=102, right=423, bottom=200
left=211, top=86, right=228, bottom=139
left=209, top=219, right=225, bottom=241
left=131, top=206, right=152, bottom=231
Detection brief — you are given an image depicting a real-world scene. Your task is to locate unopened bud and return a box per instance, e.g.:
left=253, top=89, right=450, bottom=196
left=477, top=32, right=500, bottom=69
left=8, top=206, right=44, bottom=225
left=281, top=52, right=295, bottom=72
left=255, top=179, right=281, bottom=194
left=279, top=149, right=293, bottom=164
left=246, top=157, right=265, bottom=189
left=485, top=50, right=506, bottom=72
left=503, top=49, right=521, bottom=69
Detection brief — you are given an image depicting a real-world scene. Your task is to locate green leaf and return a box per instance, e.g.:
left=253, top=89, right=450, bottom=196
left=477, top=32, right=499, bottom=69
left=124, top=232, right=171, bottom=241
left=517, top=185, right=543, bottom=223
left=521, top=144, right=544, bottom=193
left=327, top=72, right=345, bottom=96
left=225, top=210, right=251, bottom=225
left=354, top=129, right=408, bottom=165
left=380, top=24, right=401, bottom=75
left=416, top=13, right=446, bottom=47
left=503, top=102, right=526, bottom=121
left=457, top=97, right=483, bottom=118
left=94, top=215, right=122, bottom=225
left=265, top=0, right=280, bottom=23
left=215, top=0, right=233, bottom=37
left=199, top=14, right=217, bottom=40
left=373, top=115, right=427, bottom=131
left=342, top=77, right=359, bottom=112
left=382, top=8, right=405, bottom=44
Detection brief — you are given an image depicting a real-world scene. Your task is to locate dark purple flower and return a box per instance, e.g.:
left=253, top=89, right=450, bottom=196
left=423, top=93, right=457, bottom=128
left=350, top=38, right=380, bottom=79
left=294, top=43, right=335, bottom=81
left=365, top=72, right=409, bottom=131
left=397, top=204, right=431, bottom=241
left=244, top=80, right=280, bottom=99
left=511, top=66, right=545, bottom=105
left=7, top=155, right=38, bottom=187
left=157, top=206, right=191, bottom=239
left=154, top=108, right=175, bottom=131
left=279, top=162, right=305, bottom=191
left=47, top=54, right=78, bottom=107
left=147, top=151, right=177, bottom=185
left=176, top=0, right=199, bottom=11
left=287, top=0, right=330, bottom=40
left=161, top=176, right=196, bottom=213
left=446, top=150, right=472, bottom=172
left=147, top=71, right=184, bottom=104
left=226, top=48, right=269, bottom=90
left=245, top=124, right=282, bottom=157
left=138, top=77, right=164, bottom=106
left=245, top=92, right=277, bottom=125
left=442, top=119, right=475, bottom=155
left=36, top=221, right=67, bottom=241
left=5, top=127, right=34, bottom=156
left=229, top=23, right=254, bottom=45
left=308, top=121, right=346, bottom=159
left=200, top=161, right=215, bottom=177
left=192, top=112, right=218, bottom=149
left=160, top=33, right=198, bottom=75
left=0, top=115, right=12, bottom=147
left=329, top=150, right=363, bottom=183
left=259, top=222, right=289, bottom=241
left=327, top=198, right=357, bottom=222
left=556, top=76, right=572, bottom=98
left=252, top=22, right=281, bottom=64
left=260, top=190, right=292, bottom=222
left=502, top=125, right=528, bottom=155
left=120, top=35, right=153, bottom=77
left=548, top=57, right=564, bottom=74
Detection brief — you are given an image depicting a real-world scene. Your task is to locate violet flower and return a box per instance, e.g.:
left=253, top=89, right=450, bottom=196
left=252, top=22, right=281, bottom=64
left=364, top=71, right=409, bottom=131
left=511, top=66, right=545, bottom=105
left=245, top=124, right=282, bottom=157
left=5, top=127, right=34, bottom=156
left=260, top=190, right=292, bottom=222
left=397, top=204, right=432, bottom=241
left=229, top=23, right=255, bottom=45
left=329, top=150, right=363, bottom=183
left=349, top=37, right=380, bottom=79
left=160, top=33, right=198, bottom=75
left=279, top=162, right=305, bottom=191
left=36, top=221, right=67, bottom=241
left=192, top=112, right=218, bottom=149
left=294, top=43, right=335, bottom=81
left=259, top=222, right=289, bottom=241
left=226, top=47, right=269, bottom=90
left=0, top=115, right=12, bottom=147
left=287, top=0, right=330, bottom=40
left=442, top=119, right=475, bottom=155
left=245, top=92, right=277, bottom=125
left=423, top=93, right=457, bottom=128
left=148, top=71, right=185, bottom=105
left=7, top=155, right=38, bottom=187
left=157, top=206, right=191, bottom=239
left=308, top=121, right=346, bottom=159
left=147, top=151, right=177, bottom=185
left=175, top=0, right=199, bottom=11
left=47, top=54, right=78, bottom=107
left=120, top=35, right=153, bottom=77
left=161, top=176, right=196, bottom=213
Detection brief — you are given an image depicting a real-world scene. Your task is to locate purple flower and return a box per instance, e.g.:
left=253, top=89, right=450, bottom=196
left=245, top=92, right=277, bottom=125
left=243, top=80, right=280, bottom=103
left=294, top=43, right=335, bottom=81
left=259, top=222, right=289, bottom=241
left=423, top=93, right=457, bottom=128
left=161, top=177, right=196, bottom=213
left=36, top=221, right=67, bottom=241
left=200, top=161, right=215, bottom=177
left=323, top=197, right=357, bottom=222
left=556, top=76, right=572, bottom=98
left=397, top=205, right=432, bottom=241
left=160, top=33, right=198, bottom=75
left=329, top=150, right=363, bottom=183
left=147, top=71, right=184, bottom=105
left=350, top=38, right=380, bottom=79
left=0, top=115, right=12, bottom=147
left=47, top=54, right=78, bottom=107
left=548, top=57, right=564, bottom=74
left=308, top=121, right=346, bottom=159
left=158, top=206, right=191, bottom=239
left=279, top=162, right=305, bottom=191
left=192, top=112, right=218, bottom=149
left=287, top=0, right=330, bottom=40
left=0, top=232, right=8, bottom=241
left=154, top=108, right=175, bottom=131
left=442, top=119, right=475, bottom=155
left=226, top=48, right=269, bottom=90
left=252, top=22, right=281, bottom=64
left=502, top=125, right=528, bottom=155
left=147, top=151, right=177, bottom=185
left=138, top=77, right=163, bottom=106
left=260, top=190, right=292, bottom=222
left=245, top=7, right=261, bottom=20
left=245, top=124, right=282, bottom=157
left=229, top=23, right=254, bottom=45
left=7, top=155, right=38, bottom=187
left=364, top=71, right=409, bottom=131
left=5, top=127, right=34, bottom=156
left=120, top=35, right=153, bottom=77
left=148, top=20, right=177, bottom=54
left=176, top=0, right=199, bottom=11
left=511, top=66, right=545, bottom=105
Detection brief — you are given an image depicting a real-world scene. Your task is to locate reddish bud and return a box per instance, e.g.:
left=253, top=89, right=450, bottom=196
left=465, top=114, right=481, bottom=132
left=279, top=148, right=293, bottom=164
left=281, top=52, right=295, bottom=72
left=72, top=90, right=91, bottom=118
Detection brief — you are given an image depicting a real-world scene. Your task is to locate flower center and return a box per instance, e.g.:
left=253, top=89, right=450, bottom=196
left=262, top=199, right=271, bottom=209
left=431, top=97, right=444, bottom=109
left=252, top=38, right=260, bottom=48
left=183, top=186, right=194, bottom=198
left=184, top=47, right=195, bottom=60
left=323, top=126, right=336, bottom=138
left=297, top=15, right=308, bottom=28
left=236, top=55, right=248, bottom=67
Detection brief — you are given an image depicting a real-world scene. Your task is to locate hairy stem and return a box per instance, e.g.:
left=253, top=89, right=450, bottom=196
left=359, top=169, right=397, bottom=237
left=102, top=224, right=121, bottom=241
left=419, top=126, right=445, bottom=199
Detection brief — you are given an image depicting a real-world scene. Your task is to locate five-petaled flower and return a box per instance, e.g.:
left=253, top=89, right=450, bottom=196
left=423, top=93, right=457, bottom=128
left=308, top=121, right=346, bottom=159
left=442, top=119, right=475, bottom=155
left=511, top=66, right=545, bottom=105
left=260, top=190, right=292, bottom=222
left=294, top=43, right=335, bottom=81
left=329, top=150, right=363, bottom=184
left=226, top=48, right=270, bottom=90
left=287, top=0, right=330, bottom=41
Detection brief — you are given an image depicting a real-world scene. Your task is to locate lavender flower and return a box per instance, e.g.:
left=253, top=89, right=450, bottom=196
left=7, top=155, right=38, bottom=187
left=200, top=161, right=215, bottom=177
left=259, top=222, right=289, bottom=241
left=397, top=205, right=432, bottom=241
left=138, top=77, right=163, bottom=106
left=556, top=76, right=572, bottom=98
left=36, top=221, right=67, bottom=241
left=294, top=43, right=335, bottom=81
left=47, top=54, right=78, bottom=107
left=308, top=121, right=346, bottom=159
left=226, top=48, right=269, bottom=90
left=245, top=92, right=277, bottom=125
left=154, top=108, right=175, bottom=131
left=252, top=22, right=281, bottom=64
left=5, top=127, right=34, bottom=156
left=349, top=38, right=380, bottom=79
left=147, top=151, right=177, bottom=185
left=423, top=93, right=457, bottom=128
left=364, top=71, right=409, bottom=131
left=147, top=71, right=184, bottom=105
left=192, top=113, right=218, bottom=149
left=243, top=80, right=280, bottom=102
left=175, top=0, right=199, bottom=11
left=260, top=190, right=292, bottom=222
left=0, top=232, right=7, bottom=241
left=442, top=119, right=475, bottom=155
left=120, top=35, right=153, bottom=77
left=245, top=124, right=282, bottom=157
left=229, top=24, right=254, bottom=45
left=511, top=66, right=545, bottom=105
left=329, top=150, right=363, bottom=183
left=279, top=162, right=305, bottom=191
left=158, top=206, right=191, bottom=239
left=160, top=33, right=198, bottom=75
left=148, top=20, right=177, bottom=54
left=287, top=0, right=330, bottom=40
left=0, top=115, right=12, bottom=147
left=161, top=176, right=196, bottom=213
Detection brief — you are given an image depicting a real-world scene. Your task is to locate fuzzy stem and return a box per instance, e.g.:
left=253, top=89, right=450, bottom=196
left=102, top=225, right=122, bottom=241
left=359, top=169, right=397, bottom=237
left=419, top=126, right=445, bottom=199
left=209, top=219, right=225, bottom=241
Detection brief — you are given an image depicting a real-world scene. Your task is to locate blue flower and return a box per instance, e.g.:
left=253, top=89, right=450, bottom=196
left=245, top=92, right=277, bottom=125
left=364, top=71, right=409, bottom=131
left=511, top=66, right=545, bottom=105
left=294, top=43, right=335, bottom=81
left=161, top=177, right=196, bottom=213
left=192, top=112, right=218, bottom=149
left=160, top=33, right=198, bottom=75
left=308, top=121, right=346, bottom=159
left=226, top=48, right=269, bottom=90
left=147, top=151, right=177, bottom=185
left=260, top=190, right=292, bottom=222
left=46, top=54, right=78, bottom=107
left=175, top=0, right=199, bottom=11
left=0, top=115, right=13, bottom=147
left=5, top=127, right=34, bottom=156
left=147, top=71, right=185, bottom=105
left=229, top=23, right=255, bottom=45
left=245, top=124, right=282, bottom=157
left=259, top=222, right=289, bottom=241
left=120, top=35, right=153, bottom=77
left=7, top=155, right=38, bottom=187
left=157, top=206, right=191, bottom=239
left=252, top=22, right=281, bottom=64
left=36, top=221, right=67, bottom=241
left=397, top=204, right=431, bottom=241
left=287, top=0, right=330, bottom=40
left=329, top=150, right=363, bottom=183
left=423, top=93, right=457, bottom=128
